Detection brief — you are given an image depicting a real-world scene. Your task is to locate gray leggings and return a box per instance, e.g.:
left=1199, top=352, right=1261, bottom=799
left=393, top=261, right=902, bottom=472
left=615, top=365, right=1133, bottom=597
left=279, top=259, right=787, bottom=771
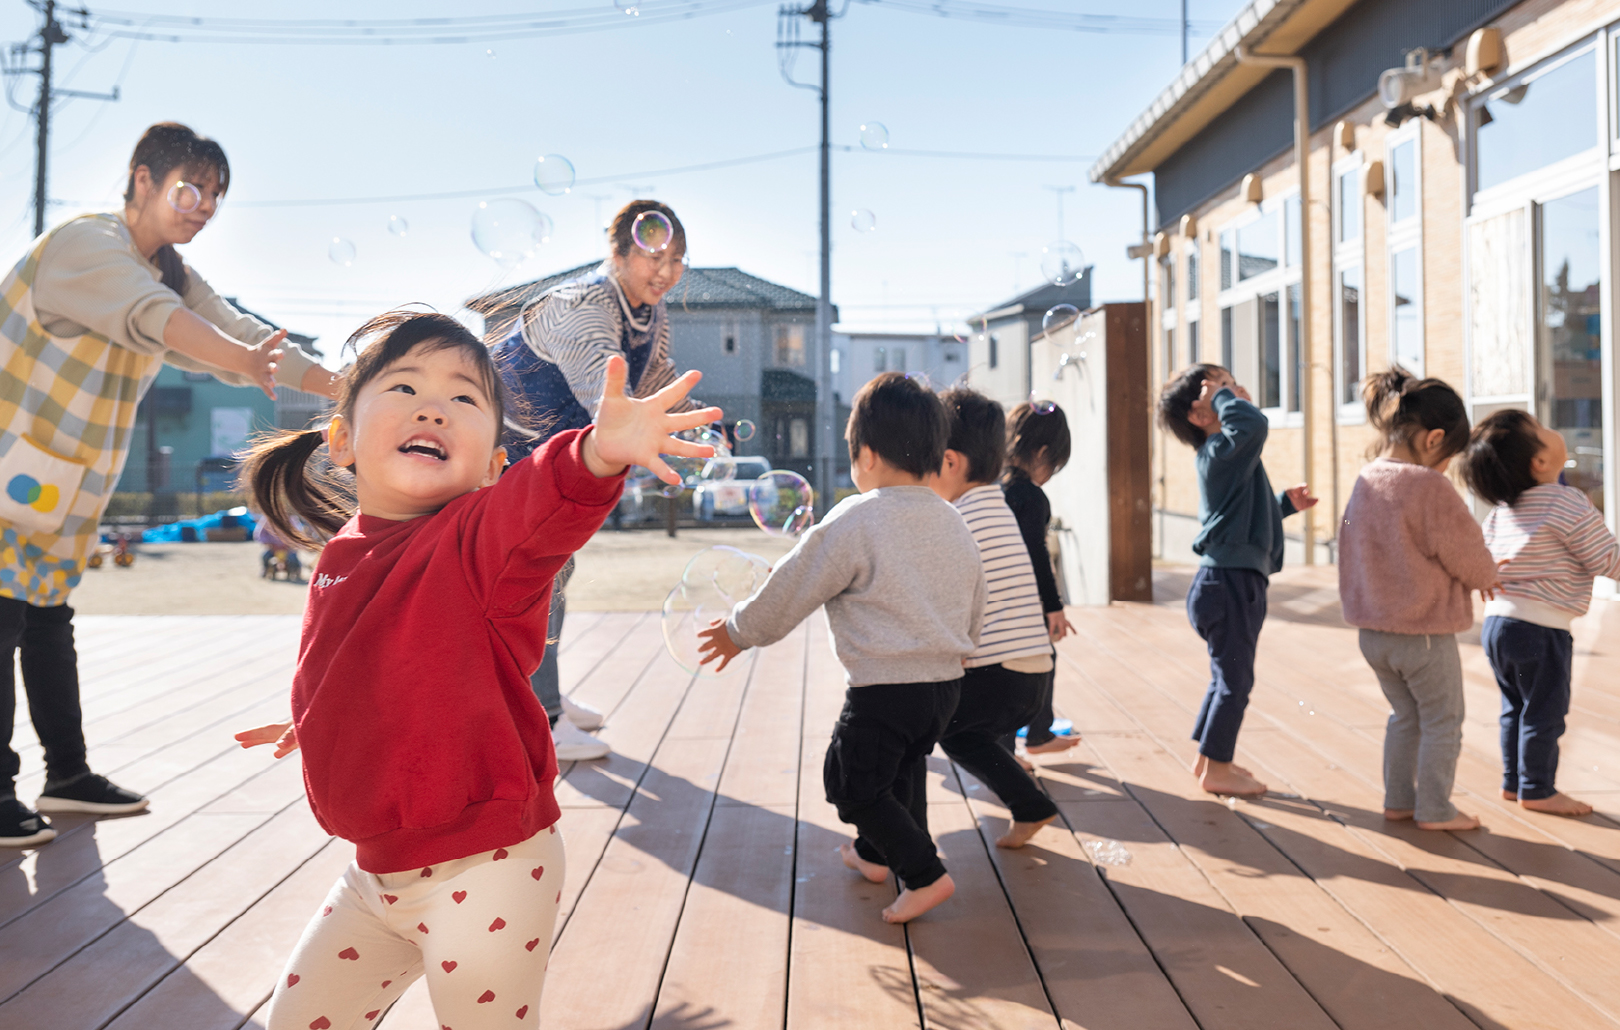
left=1358, top=629, right=1464, bottom=823
left=530, top=558, right=574, bottom=725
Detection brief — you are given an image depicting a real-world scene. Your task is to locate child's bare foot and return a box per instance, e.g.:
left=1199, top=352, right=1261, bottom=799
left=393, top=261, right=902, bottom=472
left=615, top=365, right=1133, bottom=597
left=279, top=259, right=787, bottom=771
left=1026, top=735, right=1080, bottom=755
left=1199, top=760, right=1266, bottom=797
left=1416, top=812, right=1481, bottom=831
left=839, top=842, right=890, bottom=884
left=1521, top=792, right=1593, bottom=817
left=996, top=815, right=1056, bottom=849
left=1014, top=751, right=1035, bottom=771
left=1195, top=754, right=1258, bottom=779
left=1502, top=790, right=1518, bottom=801
left=882, top=874, right=955, bottom=923
left=1384, top=808, right=1414, bottom=821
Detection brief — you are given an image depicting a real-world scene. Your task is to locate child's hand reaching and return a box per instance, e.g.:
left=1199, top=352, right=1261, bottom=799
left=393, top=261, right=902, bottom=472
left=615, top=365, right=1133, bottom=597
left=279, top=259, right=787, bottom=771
left=235, top=720, right=299, bottom=758
left=584, top=355, right=724, bottom=484
left=1047, top=610, right=1076, bottom=642
left=1284, top=483, right=1319, bottom=511
left=697, top=620, right=745, bottom=672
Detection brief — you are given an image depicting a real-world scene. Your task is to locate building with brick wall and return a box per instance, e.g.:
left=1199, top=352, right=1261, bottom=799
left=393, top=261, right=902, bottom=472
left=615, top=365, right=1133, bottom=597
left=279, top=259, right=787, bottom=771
left=1092, top=0, right=1613, bottom=565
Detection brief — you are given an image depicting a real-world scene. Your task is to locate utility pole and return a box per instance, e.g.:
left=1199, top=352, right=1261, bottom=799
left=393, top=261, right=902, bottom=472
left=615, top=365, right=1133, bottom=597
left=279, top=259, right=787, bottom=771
left=6, top=2, right=120, bottom=237
left=1042, top=184, right=1075, bottom=241
left=1181, top=0, right=1189, bottom=66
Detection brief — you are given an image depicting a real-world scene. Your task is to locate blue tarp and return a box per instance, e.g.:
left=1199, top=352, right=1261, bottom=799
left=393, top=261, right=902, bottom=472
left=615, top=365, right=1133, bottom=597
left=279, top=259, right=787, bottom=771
left=137, top=506, right=257, bottom=543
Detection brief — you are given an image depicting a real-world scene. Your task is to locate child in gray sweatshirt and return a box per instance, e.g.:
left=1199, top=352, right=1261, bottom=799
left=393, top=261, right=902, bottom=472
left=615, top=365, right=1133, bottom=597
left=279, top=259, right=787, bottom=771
left=699, top=373, right=985, bottom=924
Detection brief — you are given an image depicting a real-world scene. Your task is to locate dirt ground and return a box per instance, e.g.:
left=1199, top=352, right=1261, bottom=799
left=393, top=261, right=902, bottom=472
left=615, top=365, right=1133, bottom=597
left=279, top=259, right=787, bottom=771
left=68, top=527, right=800, bottom=615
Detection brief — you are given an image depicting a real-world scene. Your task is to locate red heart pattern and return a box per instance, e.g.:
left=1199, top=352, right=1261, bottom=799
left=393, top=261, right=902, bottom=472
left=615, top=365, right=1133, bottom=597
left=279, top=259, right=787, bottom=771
left=516, top=1006, right=529, bottom=1019
left=530, top=866, right=544, bottom=881
left=493, top=848, right=509, bottom=860
left=309, top=1019, right=331, bottom=1030
left=366, top=1011, right=380, bottom=1021
left=338, top=947, right=360, bottom=961
left=555, top=890, right=561, bottom=904
left=489, top=916, right=506, bottom=932
left=418, top=922, right=430, bottom=934
left=286, top=974, right=300, bottom=988
left=381, top=980, right=391, bottom=988
left=382, top=894, right=398, bottom=905
left=441, top=960, right=457, bottom=973
left=420, top=867, right=433, bottom=877
left=525, top=938, right=540, bottom=951
left=321, top=906, right=332, bottom=917
left=452, top=890, right=467, bottom=904
left=549, top=824, right=556, bottom=834
left=477, top=990, right=496, bottom=1004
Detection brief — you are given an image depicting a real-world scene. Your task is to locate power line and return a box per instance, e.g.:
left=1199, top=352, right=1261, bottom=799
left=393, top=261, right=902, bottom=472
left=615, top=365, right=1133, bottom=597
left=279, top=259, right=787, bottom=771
left=852, top=0, right=1224, bottom=35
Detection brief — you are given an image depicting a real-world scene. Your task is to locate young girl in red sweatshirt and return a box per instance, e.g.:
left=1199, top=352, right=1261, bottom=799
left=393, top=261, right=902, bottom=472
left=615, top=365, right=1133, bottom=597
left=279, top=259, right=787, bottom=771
left=233, top=310, right=718, bottom=1030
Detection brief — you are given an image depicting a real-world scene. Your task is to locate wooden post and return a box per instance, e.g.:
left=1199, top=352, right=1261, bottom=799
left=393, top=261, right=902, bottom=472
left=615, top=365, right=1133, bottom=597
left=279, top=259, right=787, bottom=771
left=666, top=491, right=678, bottom=538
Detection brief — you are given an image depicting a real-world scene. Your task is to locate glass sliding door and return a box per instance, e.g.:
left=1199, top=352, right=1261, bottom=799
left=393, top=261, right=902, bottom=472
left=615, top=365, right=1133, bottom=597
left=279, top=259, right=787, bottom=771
left=1537, top=187, right=1603, bottom=510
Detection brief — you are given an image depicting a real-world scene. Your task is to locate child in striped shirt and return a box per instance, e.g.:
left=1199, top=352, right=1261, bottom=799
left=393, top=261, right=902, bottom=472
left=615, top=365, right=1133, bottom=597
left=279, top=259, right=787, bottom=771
left=1461, top=410, right=1614, bottom=817
left=931, top=388, right=1061, bottom=849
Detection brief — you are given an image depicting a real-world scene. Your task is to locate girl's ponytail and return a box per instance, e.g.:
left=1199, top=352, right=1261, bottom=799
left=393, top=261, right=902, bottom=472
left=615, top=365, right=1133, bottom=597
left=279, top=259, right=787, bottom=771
left=1361, top=366, right=1414, bottom=432
left=241, top=428, right=351, bottom=550
left=1361, top=363, right=1470, bottom=462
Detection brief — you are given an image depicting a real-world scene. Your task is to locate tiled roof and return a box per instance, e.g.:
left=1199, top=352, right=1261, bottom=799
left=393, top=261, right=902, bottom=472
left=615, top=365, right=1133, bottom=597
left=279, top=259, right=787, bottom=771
left=465, top=264, right=820, bottom=315
left=977, top=276, right=1093, bottom=321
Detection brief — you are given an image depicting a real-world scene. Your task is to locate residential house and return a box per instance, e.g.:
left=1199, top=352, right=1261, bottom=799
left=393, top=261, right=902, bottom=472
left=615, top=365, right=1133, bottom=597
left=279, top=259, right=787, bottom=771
left=966, top=277, right=1093, bottom=412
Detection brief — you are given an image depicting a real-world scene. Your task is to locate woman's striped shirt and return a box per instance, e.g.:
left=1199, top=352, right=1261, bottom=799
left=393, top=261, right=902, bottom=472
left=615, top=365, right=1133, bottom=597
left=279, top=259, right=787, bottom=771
left=956, top=484, right=1053, bottom=668
left=1482, top=482, right=1620, bottom=629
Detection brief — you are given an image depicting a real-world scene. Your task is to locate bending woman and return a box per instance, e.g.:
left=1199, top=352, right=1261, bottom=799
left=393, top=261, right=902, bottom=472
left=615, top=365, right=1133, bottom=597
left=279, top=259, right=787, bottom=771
left=494, top=199, right=697, bottom=762
left=0, top=122, right=338, bottom=847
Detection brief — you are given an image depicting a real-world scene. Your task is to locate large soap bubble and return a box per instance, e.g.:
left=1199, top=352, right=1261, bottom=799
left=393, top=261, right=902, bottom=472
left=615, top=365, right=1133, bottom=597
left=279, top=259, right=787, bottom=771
left=749, top=470, right=815, bottom=537
left=1040, top=241, right=1086, bottom=286
left=683, top=544, right=770, bottom=601
left=851, top=209, right=877, bottom=233
left=661, top=425, right=728, bottom=486
left=1042, top=304, right=1078, bottom=336
left=471, top=199, right=551, bottom=267
left=533, top=154, right=575, bottom=196
left=859, top=122, right=889, bottom=150
left=632, top=210, right=674, bottom=254
left=328, top=238, right=356, bottom=266
left=662, top=545, right=771, bottom=676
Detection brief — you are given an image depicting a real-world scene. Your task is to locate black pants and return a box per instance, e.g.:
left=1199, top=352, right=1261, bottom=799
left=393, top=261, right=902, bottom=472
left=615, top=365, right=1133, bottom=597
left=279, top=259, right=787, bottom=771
left=824, top=679, right=961, bottom=890
left=1482, top=615, right=1572, bottom=801
left=942, top=664, right=1059, bottom=824
left=0, top=597, right=88, bottom=793
left=1187, top=566, right=1267, bottom=763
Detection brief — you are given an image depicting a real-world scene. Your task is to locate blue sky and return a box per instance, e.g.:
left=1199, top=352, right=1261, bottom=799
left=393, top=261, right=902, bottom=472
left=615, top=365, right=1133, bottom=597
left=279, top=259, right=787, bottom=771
left=0, top=0, right=1240, bottom=354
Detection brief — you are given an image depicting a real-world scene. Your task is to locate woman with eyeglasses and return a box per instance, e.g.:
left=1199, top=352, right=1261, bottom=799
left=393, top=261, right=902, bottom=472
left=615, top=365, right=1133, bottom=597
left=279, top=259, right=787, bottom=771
left=493, top=199, right=702, bottom=762
left=0, top=122, right=339, bottom=847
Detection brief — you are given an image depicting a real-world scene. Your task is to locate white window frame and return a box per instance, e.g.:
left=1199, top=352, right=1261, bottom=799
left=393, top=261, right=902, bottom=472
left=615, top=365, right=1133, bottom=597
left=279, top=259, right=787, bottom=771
left=1386, top=124, right=1424, bottom=377
left=1184, top=240, right=1201, bottom=366
left=1333, top=154, right=1368, bottom=423
left=1159, top=255, right=1179, bottom=382
left=1214, top=190, right=1304, bottom=425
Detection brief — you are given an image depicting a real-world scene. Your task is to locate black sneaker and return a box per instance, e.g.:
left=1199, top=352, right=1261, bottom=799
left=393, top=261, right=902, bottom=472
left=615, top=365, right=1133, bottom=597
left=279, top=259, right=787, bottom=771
left=0, top=796, right=56, bottom=847
left=35, top=772, right=149, bottom=815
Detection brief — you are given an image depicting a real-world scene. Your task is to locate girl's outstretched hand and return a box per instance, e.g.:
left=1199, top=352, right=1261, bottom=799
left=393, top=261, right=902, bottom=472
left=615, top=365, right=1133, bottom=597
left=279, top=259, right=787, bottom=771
left=584, top=355, right=724, bottom=483
left=235, top=720, right=300, bottom=758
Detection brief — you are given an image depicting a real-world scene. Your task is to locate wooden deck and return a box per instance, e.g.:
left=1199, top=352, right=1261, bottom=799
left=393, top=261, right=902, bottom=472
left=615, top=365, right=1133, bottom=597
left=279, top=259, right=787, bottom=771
left=7, top=565, right=1620, bottom=1029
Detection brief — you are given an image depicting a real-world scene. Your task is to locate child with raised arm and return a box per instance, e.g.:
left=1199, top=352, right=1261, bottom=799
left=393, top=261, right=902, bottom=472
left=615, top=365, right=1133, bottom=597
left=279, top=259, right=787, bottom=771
left=1461, top=410, right=1611, bottom=818
left=931, top=387, right=1061, bottom=849
left=698, top=372, right=985, bottom=924
left=1157, top=364, right=1317, bottom=797
left=233, top=310, right=719, bottom=1030
left=1339, top=368, right=1496, bottom=831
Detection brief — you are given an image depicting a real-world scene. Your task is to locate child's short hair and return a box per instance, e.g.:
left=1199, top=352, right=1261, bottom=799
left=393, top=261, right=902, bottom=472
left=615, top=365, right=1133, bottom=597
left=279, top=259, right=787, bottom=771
left=938, top=386, right=1005, bottom=484
left=1461, top=409, right=1543, bottom=506
left=1363, top=365, right=1469, bottom=462
left=1157, top=363, right=1224, bottom=449
left=845, top=372, right=948, bottom=478
left=1006, top=400, right=1071, bottom=475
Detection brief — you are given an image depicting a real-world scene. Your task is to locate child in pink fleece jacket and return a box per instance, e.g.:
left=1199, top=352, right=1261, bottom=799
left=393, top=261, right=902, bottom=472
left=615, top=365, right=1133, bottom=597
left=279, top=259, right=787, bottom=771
left=1338, top=368, right=1499, bottom=831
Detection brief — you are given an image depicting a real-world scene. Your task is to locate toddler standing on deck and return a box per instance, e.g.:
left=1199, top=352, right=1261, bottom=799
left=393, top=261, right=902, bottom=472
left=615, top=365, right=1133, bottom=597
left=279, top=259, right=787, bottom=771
left=698, top=372, right=985, bottom=924
left=1338, top=368, right=1497, bottom=831
left=1461, top=409, right=1609, bottom=818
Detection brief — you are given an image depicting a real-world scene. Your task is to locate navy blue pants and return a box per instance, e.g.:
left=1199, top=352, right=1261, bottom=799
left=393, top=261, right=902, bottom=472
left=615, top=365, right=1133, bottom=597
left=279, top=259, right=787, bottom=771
left=1186, top=566, right=1267, bottom=763
left=1481, top=615, right=1573, bottom=801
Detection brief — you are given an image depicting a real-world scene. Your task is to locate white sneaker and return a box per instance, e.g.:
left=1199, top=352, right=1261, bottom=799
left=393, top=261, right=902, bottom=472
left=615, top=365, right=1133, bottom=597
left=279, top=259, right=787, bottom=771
left=552, top=717, right=611, bottom=761
left=561, top=694, right=604, bottom=730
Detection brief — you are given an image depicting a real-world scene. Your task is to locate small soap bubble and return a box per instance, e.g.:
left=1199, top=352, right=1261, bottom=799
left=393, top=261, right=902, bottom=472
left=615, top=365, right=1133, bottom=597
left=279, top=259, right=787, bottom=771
left=859, top=122, right=889, bottom=150
left=471, top=199, right=551, bottom=267
left=631, top=210, right=674, bottom=254
left=1040, top=241, right=1086, bottom=286
left=387, top=214, right=409, bottom=237
left=615, top=0, right=640, bottom=12
left=660, top=483, right=684, bottom=499
left=327, top=237, right=356, bottom=266
left=850, top=209, right=877, bottom=233
left=1225, top=796, right=1239, bottom=810
left=660, top=426, right=727, bottom=487
left=734, top=419, right=757, bottom=442
left=749, top=470, right=815, bottom=537
left=1027, top=393, right=1057, bottom=416
left=166, top=181, right=202, bottom=213
left=1084, top=839, right=1133, bottom=867
left=1042, top=304, right=1078, bottom=336
left=533, top=154, right=576, bottom=196
left=486, top=48, right=496, bottom=59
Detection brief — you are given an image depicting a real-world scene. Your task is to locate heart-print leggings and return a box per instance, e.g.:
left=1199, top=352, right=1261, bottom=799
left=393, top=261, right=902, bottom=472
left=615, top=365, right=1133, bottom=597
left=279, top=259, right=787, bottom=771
left=267, top=826, right=565, bottom=1030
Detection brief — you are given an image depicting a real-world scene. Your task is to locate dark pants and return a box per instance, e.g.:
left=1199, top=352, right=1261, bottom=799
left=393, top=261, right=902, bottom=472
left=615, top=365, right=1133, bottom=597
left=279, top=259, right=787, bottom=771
left=942, top=665, right=1059, bottom=824
left=0, top=598, right=89, bottom=794
left=1187, top=566, right=1267, bottom=763
left=824, top=679, right=961, bottom=890
left=1482, top=615, right=1573, bottom=801
left=529, top=581, right=567, bottom=727
left=998, top=666, right=1057, bottom=753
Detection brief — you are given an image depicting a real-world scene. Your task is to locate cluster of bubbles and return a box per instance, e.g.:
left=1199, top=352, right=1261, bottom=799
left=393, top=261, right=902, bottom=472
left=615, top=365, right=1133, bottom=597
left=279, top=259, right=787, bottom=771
left=632, top=210, right=674, bottom=254
left=1040, top=241, right=1086, bottom=287
left=656, top=425, right=733, bottom=498
left=1042, top=304, right=1078, bottom=336
left=166, top=181, right=203, bottom=213
left=748, top=469, right=814, bottom=538
left=850, top=209, right=877, bottom=233
left=859, top=122, right=889, bottom=150
left=328, top=237, right=356, bottom=267
left=1084, top=839, right=1133, bottom=867
left=471, top=199, right=552, bottom=267
left=533, top=155, right=575, bottom=196
left=614, top=0, right=641, bottom=13
left=661, top=546, right=770, bottom=677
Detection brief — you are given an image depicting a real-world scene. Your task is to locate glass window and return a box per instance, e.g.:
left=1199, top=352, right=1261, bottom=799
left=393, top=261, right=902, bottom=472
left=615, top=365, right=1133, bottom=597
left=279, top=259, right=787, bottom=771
left=1285, top=196, right=1301, bottom=268
left=988, top=335, right=999, bottom=369
left=1220, top=230, right=1234, bottom=290
left=1288, top=283, right=1302, bottom=413
left=873, top=346, right=886, bottom=373
left=1538, top=186, right=1602, bottom=510
left=775, top=324, right=806, bottom=367
left=1390, top=140, right=1416, bottom=223
left=790, top=418, right=810, bottom=458
left=1187, top=320, right=1200, bottom=364
left=1477, top=48, right=1597, bottom=193
left=1339, top=169, right=1360, bottom=242
left=1188, top=244, right=1199, bottom=302
left=1391, top=247, right=1422, bottom=372
left=1237, top=210, right=1279, bottom=281
left=1260, top=292, right=1281, bottom=408
left=1163, top=326, right=1175, bottom=379
left=1220, top=306, right=1234, bottom=368
left=830, top=349, right=841, bottom=374
left=1164, top=259, right=1176, bottom=311
left=1340, top=267, right=1362, bottom=405
left=893, top=348, right=907, bottom=372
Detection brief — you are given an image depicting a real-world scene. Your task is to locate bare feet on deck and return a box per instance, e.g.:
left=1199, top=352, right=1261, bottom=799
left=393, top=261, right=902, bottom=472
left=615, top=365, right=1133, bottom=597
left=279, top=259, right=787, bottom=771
left=1519, top=792, right=1594, bottom=817
left=1195, top=754, right=1259, bottom=781
left=1026, top=735, right=1080, bottom=755
left=1416, top=812, right=1481, bottom=831
left=839, top=841, right=890, bottom=884
left=1198, top=759, right=1266, bottom=797
left=1384, top=808, right=1414, bottom=821
left=882, top=874, right=955, bottom=924
left=996, top=815, right=1056, bottom=849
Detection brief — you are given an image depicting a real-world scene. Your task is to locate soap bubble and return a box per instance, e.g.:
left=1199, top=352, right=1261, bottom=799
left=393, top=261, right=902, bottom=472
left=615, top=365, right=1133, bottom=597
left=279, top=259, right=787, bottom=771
left=632, top=210, right=674, bottom=254
left=166, top=181, right=202, bottom=213
left=682, top=544, right=770, bottom=600
left=327, top=237, right=356, bottom=266
left=1084, top=839, right=1133, bottom=866
left=850, top=209, right=877, bottom=233
left=660, top=483, right=683, bottom=499
left=471, top=199, right=551, bottom=266
left=614, top=0, right=640, bottom=12
left=1042, top=304, right=1078, bottom=336
left=1040, top=241, right=1086, bottom=286
left=663, top=546, right=771, bottom=677
left=749, top=470, right=815, bottom=537
left=533, top=154, right=575, bottom=196
left=661, top=425, right=728, bottom=486
left=734, top=419, right=757, bottom=442
left=387, top=215, right=409, bottom=237
left=1028, top=393, right=1057, bottom=416
left=859, top=122, right=889, bottom=150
